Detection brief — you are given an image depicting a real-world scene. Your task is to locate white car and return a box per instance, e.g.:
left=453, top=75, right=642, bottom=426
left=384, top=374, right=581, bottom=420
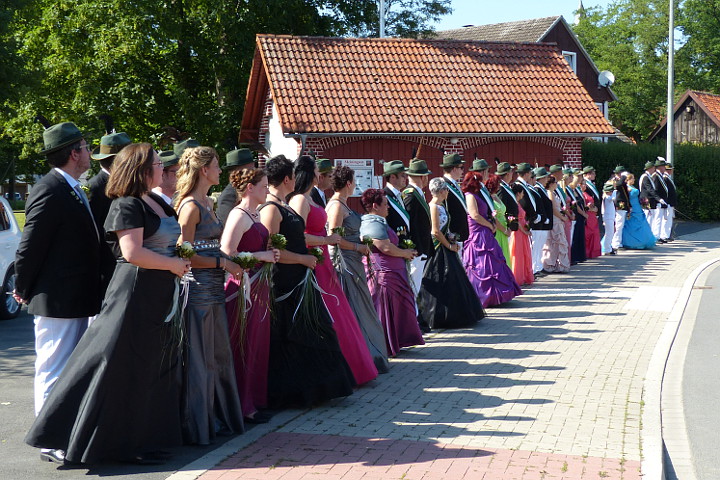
left=0, top=197, right=21, bottom=319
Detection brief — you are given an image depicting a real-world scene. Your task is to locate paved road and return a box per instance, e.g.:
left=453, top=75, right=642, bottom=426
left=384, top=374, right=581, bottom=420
left=0, top=311, right=241, bottom=480
left=680, top=265, right=720, bottom=479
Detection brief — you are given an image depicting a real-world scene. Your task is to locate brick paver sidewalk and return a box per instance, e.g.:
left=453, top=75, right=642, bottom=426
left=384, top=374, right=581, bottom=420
left=190, top=229, right=720, bottom=480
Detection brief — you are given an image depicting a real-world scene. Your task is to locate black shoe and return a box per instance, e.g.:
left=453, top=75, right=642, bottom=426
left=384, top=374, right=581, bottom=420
left=666, top=237, right=675, bottom=242
left=40, top=449, right=67, bottom=465
left=658, top=239, right=667, bottom=244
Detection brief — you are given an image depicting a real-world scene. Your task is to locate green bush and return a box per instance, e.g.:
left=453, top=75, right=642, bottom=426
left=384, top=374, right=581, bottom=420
left=9, top=200, right=25, bottom=211
left=581, top=141, right=720, bottom=222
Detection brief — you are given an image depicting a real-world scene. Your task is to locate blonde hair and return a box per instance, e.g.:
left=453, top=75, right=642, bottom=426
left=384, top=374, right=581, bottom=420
left=174, top=146, right=218, bottom=207
left=625, top=173, right=635, bottom=185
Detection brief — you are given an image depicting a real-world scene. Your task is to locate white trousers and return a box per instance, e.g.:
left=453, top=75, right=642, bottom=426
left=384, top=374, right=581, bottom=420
left=34, top=316, right=88, bottom=415
left=612, top=210, right=627, bottom=249
left=660, top=206, right=673, bottom=240
left=602, top=211, right=615, bottom=254
left=531, top=230, right=548, bottom=273
left=409, top=255, right=427, bottom=296
left=651, top=207, right=663, bottom=239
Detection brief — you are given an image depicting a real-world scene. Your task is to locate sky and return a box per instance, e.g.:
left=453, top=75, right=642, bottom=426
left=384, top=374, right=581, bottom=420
left=432, top=0, right=614, bottom=31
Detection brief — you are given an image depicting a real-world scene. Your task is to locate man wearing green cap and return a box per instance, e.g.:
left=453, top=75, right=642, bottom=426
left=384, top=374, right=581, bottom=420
left=440, top=153, right=469, bottom=242
left=609, top=166, right=629, bottom=253
left=659, top=161, right=676, bottom=241
left=653, top=157, right=671, bottom=242
left=216, top=148, right=254, bottom=224
left=14, top=122, right=103, bottom=462
left=639, top=160, right=666, bottom=241
left=382, top=160, right=411, bottom=242
left=532, top=167, right=553, bottom=274
left=152, top=151, right=181, bottom=206
left=88, top=131, right=132, bottom=295
left=403, top=159, right=434, bottom=302
left=311, top=158, right=333, bottom=208
left=497, top=163, right=519, bottom=225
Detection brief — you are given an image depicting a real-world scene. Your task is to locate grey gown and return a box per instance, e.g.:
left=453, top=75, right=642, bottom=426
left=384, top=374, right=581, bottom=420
left=328, top=199, right=390, bottom=373
left=179, top=199, right=244, bottom=445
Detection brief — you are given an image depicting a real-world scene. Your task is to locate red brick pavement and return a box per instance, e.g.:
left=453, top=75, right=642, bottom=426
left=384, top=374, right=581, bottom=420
left=199, top=432, right=640, bottom=480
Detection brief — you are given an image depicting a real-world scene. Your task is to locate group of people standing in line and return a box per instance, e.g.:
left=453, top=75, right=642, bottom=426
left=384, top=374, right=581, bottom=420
left=15, top=121, right=676, bottom=467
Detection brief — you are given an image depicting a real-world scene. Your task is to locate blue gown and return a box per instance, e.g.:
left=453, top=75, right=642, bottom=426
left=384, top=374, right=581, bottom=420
left=622, top=187, right=656, bottom=249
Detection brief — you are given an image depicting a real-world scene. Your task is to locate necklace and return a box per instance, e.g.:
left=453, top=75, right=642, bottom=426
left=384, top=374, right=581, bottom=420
left=268, top=192, right=287, bottom=205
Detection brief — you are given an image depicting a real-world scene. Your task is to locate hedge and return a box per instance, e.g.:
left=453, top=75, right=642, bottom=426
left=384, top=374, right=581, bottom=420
left=581, top=140, right=720, bottom=222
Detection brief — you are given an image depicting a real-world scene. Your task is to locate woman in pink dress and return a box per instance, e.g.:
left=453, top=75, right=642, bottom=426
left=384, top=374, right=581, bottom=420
left=581, top=180, right=602, bottom=259
left=221, top=168, right=279, bottom=424
left=289, top=156, right=378, bottom=386
left=508, top=183, right=534, bottom=286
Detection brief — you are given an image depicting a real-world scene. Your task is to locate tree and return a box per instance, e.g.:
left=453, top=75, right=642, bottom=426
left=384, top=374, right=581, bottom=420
left=573, top=1, right=678, bottom=141
left=676, top=0, right=720, bottom=94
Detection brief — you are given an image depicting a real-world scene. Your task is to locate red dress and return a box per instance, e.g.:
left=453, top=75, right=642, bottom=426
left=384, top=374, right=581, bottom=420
left=306, top=204, right=378, bottom=385
left=224, top=217, right=271, bottom=418
left=509, top=205, right=534, bottom=286
left=583, top=191, right=602, bottom=259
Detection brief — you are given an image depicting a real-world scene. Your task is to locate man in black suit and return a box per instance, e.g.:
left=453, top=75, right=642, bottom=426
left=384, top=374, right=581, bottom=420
left=88, top=131, right=132, bottom=295
left=403, top=158, right=433, bottom=296
left=14, top=123, right=103, bottom=463
left=440, top=153, right=469, bottom=243
left=382, top=160, right=410, bottom=242
left=497, top=162, right=519, bottom=223
left=639, top=160, right=667, bottom=241
left=661, top=162, right=677, bottom=241
left=532, top=167, right=554, bottom=274
left=311, top=158, right=333, bottom=208
left=610, top=166, right=630, bottom=254
left=653, top=157, right=671, bottom=242
left=514, top=163, right=546, bottom=272
left=216, top=148, right=254, bottom=224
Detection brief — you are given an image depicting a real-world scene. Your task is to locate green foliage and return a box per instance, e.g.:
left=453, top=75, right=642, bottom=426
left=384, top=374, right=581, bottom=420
left=676, top=0, right=720, bottom=93
left=0, top=0, right=451, bottom=189
left=581, top=140, right=720, bottom=221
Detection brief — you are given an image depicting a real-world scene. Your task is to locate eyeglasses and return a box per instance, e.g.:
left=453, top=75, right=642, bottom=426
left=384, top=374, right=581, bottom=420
left=75, top=144, right=92, bottom=152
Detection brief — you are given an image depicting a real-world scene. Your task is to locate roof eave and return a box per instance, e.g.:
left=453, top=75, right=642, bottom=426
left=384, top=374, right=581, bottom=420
left=283, top=132, right=616, bottom=139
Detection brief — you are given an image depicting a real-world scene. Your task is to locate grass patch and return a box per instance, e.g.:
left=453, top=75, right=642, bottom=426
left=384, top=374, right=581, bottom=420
left=13, top=211, right=25, bottom=231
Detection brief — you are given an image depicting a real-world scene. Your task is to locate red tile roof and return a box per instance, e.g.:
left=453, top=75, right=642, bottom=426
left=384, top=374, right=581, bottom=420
left=647, top=90, right=720, bottom=141
left=243, top=35, right=614, bottom=138
left=694, top=91, right=720, bottom=124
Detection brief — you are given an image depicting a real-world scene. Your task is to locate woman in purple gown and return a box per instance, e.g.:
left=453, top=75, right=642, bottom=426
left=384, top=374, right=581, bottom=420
left=359, top=189, right=424, bottom=357
left=461, top=172, right=522, bottom=307
left=221, top=168, right=279, bottom=424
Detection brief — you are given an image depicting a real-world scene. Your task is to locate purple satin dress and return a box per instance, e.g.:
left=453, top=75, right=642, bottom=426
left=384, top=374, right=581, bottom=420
left=463, top=192, right=522, bottom=307
left=224, top=217, right=271, bottom=418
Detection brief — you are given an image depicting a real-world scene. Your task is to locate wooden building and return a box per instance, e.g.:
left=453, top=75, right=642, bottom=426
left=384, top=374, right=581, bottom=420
left=648, top=90, right=720, bottom=144
left=239, top=35, right=614, bottom=200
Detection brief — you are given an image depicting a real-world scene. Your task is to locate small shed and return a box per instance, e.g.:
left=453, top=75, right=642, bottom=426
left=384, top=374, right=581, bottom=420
left=239, top=35, right=614, bottom=196
left=648, top=90, right=720, bottom=144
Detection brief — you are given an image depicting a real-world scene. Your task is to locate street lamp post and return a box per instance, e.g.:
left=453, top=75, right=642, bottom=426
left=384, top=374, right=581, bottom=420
left=379, top=0, right=386, bottom=38
left=666, top=0, right=675, bottom=167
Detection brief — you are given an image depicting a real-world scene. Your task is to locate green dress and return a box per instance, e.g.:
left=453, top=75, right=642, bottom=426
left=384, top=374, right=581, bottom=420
left=493, top=197, right=512, bottom=268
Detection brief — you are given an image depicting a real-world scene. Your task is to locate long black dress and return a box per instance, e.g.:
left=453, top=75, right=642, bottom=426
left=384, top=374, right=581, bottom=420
left=567, top=186, right=587, bottom=264
left=417, top=205, right=485, bottom=328
left=25, top=194, right=183, bottom=464
left=259, top=201, right=355, bottom=408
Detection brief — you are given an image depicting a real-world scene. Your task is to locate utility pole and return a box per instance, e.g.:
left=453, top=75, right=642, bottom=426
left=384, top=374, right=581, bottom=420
left=379, top=0, right=385, bottom=38
left=666, top=0, right=675, bottom=167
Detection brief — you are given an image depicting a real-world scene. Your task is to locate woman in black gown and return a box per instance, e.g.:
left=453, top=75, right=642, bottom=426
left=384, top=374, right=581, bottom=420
left=258, top=155, right=355, bottom=408
left=25, top=143, right=191, bottom=465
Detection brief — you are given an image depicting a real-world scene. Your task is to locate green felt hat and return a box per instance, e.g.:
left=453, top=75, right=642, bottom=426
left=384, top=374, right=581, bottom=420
left=407, top=158, right=430, bottom=176
left=40, top=122, right=84, bottom=155
left=91, top=132, right=132, bottom=160
left=173, top=138, right=200, bottom=158
left=603, top=183, right=614, bottom=192
left=382, top=160, right=408, bottom=176
left=562, top=167, right=574, bottom=175
left=654, top=157, right=667, bottom=167
left=666, top=163, right=674, bottom=170
left=582, top=165, right=596, bottom=174
left=549, top=164, right=563, bottom=173
left=533, top=167, right=549, bottom=179
left=644, top=161, right=656, bottom=170
left=572, top=168, right=582, bottom=175
left=440, top=153, right=463, bottom=168
left=496, top=162, right=513, bottom=175
left=225, top=148, right=254, bottom=169
left=614, top=165, right=626, bottom=174
left=159, top=150, right=179, bottom=168
left=515, top=162, right=533, bottom=174
left=469, top=158, right=489, bottom=172
left=316, top=158, right=333, bottom=173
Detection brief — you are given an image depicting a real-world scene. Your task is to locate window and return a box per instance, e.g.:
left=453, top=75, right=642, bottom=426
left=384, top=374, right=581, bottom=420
left=562, top=51, right=577, bottom=73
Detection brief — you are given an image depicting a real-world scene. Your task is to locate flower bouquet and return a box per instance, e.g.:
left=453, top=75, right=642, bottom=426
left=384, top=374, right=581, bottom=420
left=506, top=214, right=519, bottom=231
left=309, top=246, right=325, bottom=265
left=398, top=238, right=417, bottom=292
left=330, top=226, right=346, bottom=268
left=259, top=233, right=287, bottom=307
left=640, top=197, right=650, bottom=210
left=167, top=241, right=197, bottom=351
left=361, top=235, right=376, bottom=283
left=229, top=252, right=259, bottom=352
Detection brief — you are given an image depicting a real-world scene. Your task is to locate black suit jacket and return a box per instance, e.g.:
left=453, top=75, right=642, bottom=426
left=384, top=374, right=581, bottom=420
left=310, top=187, right=327, bottom=209
left=383, top=186, right=410, bottom=241
left=216, top=183, right=238, bottom=225
left=664, top=174, right=678, bottom=206
left=534, top=184, right=554, bottom=231
left=639, top=172, right=661, bottom=208
left=15, top=169, right=103, bottom=317
left=653, top=172, right=669, bottom=203
left=443, top=177, right=469, bottom=241
left=613, top=177, right=631, bottom=211
left=515, top=180, right=540, bottom=228
left=87, top=170, right=116, bottom=296
left=402, top=185, right=434, bottom=257
left=498, top=181, right=519, bottom=219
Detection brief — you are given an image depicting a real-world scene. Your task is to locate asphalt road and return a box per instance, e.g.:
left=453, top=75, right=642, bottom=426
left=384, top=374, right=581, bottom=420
left=681, top=264, right=720, bottom=479
left=0, top=310, right=239, bottom=480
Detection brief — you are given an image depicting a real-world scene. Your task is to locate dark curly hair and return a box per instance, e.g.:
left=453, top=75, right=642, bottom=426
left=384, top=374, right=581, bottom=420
left=331, top=165, right=354, bottom=192
left=461, top=172, right=483, bottom=195
left=360, top=188, right=386, bottom=212
left=230, top=167, right=266, bottom=196
left=485, top=174, right=501, bottom=194
left=264, top=155, right=294, bottom=187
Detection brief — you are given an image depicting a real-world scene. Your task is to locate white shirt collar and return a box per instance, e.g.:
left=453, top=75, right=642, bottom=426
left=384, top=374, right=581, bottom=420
left=54, top=167, right=79, bottom=189
left=386, top=183, right=401, bottom=198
